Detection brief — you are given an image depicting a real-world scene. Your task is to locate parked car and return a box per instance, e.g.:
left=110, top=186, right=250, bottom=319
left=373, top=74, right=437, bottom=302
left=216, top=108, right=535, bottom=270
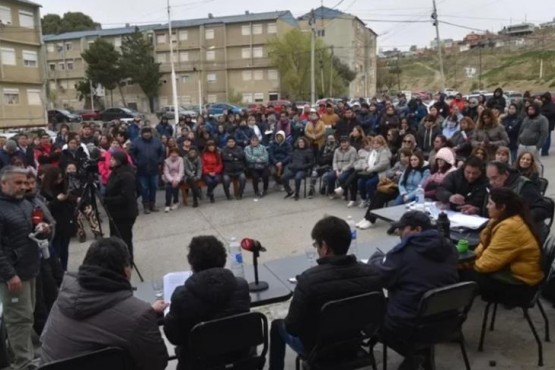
left=205, top=103, right=244, bottom=116
left=48, top=109, right=82, bottom=126
left=156, top=105, right=197, bottom=120
left=74, top=110, right=101, bottom=121
left=99, top=107, right=142, bottom=122
left=266, top=100, right=291, bottom=113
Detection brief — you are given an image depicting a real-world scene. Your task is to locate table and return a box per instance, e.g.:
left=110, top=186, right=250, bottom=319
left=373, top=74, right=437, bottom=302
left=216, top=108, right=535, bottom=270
left=133, top=264, right=293, bottom=307
left=369, top=204, right=482, bottom=247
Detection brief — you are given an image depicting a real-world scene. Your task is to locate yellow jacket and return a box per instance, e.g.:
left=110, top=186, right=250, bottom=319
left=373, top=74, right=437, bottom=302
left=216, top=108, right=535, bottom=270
left=474, top=215, right=544, bottom=286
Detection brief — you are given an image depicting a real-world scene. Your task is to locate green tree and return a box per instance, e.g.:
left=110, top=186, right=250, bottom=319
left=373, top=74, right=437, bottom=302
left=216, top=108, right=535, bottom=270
left=75, top=79, right=102, bottom=109
left=119, top=29, right=162, bottom=112
left=42, top=12, right=100, bottom=35
left=81, top=39, right=125, bottom=107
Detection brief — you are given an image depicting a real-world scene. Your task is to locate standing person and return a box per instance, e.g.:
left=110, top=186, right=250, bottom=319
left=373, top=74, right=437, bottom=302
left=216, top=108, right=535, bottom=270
left=416, top=115, right=441, bottom=158
left=518, top=103, right=548, bottom=169
left=451, top=117, right=475, bottom=160
left=103, top=152, right=139, bottom=264
left=16, top=134, right=35, bottom=169
left=163, top=148, right=184, bottom=212
left=126, top=116, right=142, bottom=142
left=0, top=166, right=51, bottom=370
left=486, top=87, right=507, bottom=111
left=156, top=116, right=174, bottom=138
left=501, top=103, right=523, bottom=161
left=245, top=136, right=270, bottom=198
left=304, top=109, right=325, bottom=151
left=130, top=127, right=164, bottom=214
left=282, top=137, right=314, bottom=201
left=201, top=140, right=223, bottom=203
left=183, top=147, right=203, bottom=208
left=540, top=92, right=555, bottom=156
left=221, top=137, right=246, bottom=200
left=471, top=108, right=509, bottom=159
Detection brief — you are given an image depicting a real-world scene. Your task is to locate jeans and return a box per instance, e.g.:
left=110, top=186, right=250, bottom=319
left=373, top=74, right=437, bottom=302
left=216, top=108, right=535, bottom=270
left=138, top=174, right=158, bottom=203
left=541, top=130, right=552, bottom=156
left=203, top=174, right=221, bottom=195
left=357, top=174, right=379, bottom=201
left=282, top=169, right=307, bottom=194
left=0, top=278, right=36, bottom=370
left=326, top=169, right=353, bottom=195
left=250, top=167, right=270, bottom=193
left=223, top=172, right=246, bottom=197
left=269, top=319, right=305, bottom=370
left=165, top=183, right=180, bottom=206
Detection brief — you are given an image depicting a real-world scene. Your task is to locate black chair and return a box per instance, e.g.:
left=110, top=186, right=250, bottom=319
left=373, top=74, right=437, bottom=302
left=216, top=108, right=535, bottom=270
left=478, top=234, right=555, bottom=367
left=296, top=291, right=386, bottom=370
left=539, top=177, right=549, bottom=196
left=188, top=311, right=268, bottom=370
left=543, top=196, right=554, bottom=230
left=38, top=347, right=132, bottom=370
left=381, top=282, right=478, bottom=370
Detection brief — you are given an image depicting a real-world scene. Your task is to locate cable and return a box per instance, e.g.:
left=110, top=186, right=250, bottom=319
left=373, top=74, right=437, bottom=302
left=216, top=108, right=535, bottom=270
left=438, top=20, right=488, bottom=33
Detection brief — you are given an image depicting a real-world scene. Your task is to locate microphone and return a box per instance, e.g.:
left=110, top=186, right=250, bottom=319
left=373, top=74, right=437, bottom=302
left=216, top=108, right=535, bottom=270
left=241, top=238, right=267, bottom=253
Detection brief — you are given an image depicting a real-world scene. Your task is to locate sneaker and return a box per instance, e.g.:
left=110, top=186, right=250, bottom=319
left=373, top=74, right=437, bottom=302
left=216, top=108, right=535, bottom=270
left=284, top=191, right=294, bottom=199
left=357, top=220, right=373, bottom=229
left=347, top=200, right=356, bottom=207
left=170, top=203, right=179, bottom=210
left=358, top=200, right=366, bottom=208
left=328, top=194, right=336, bottom=200
left=279, top=186, right=285, bottom=192
left=334, top=187, right=344, bottom=196
left=164, top=206, right=170, bottom=213
left=294, top=193, right=299, bottom=201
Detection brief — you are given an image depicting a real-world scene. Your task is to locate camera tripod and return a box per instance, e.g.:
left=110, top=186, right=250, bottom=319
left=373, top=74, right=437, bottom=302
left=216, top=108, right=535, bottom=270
left=75, top=180, right=144, bottom=282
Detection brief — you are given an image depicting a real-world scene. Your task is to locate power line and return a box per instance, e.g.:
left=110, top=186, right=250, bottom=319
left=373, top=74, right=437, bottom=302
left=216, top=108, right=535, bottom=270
left=439, top=20, right=487, bottom=32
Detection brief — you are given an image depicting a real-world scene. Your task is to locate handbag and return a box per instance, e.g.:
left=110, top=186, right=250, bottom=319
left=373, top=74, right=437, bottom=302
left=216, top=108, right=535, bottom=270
left=377, top=177, right=398, bottom=195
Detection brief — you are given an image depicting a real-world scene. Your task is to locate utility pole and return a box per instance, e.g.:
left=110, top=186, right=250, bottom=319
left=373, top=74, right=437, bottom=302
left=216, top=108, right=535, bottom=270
left=478, top=42, right=483, bottom=90
left=167, top=0, right=179, bottom=123
left=396, top=52, right=401, bottom=91
left=320, top=58, right=325, bottom=96
left=431, top=0, right=445, bottom=91
left=89, top=79, right=95, bottom=110
left=309, top=9, right=316, bottom=104
left=329, top=46, right=334, bottom=97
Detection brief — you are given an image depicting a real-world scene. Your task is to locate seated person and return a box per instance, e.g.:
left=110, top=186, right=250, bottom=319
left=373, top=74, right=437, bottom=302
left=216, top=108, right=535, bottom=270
left=183, top=147, right=203, bottom=208
left=514, top=151, right=540, bottom=184
left=368, top=211, right=459, bottom=368
left=309, top=135, right=337, bottom=197
left=201, top=140, right=223, bottom=203
left=245, top=135, right=270, bottom=197
left=282, top=137, right=314, bottom=200
left=40, top=238, right=168, bottom=370
left=470, top=188, right=544, bottom=303
left=269, top=216, right=382, bottom=370
left=392, top=151, right=430, bottom=205
left=164, top=236, right=250, bottom=370
left=221, top=137, right=246, bottom=200
left=268, top=131, right=292, bottom=188
left=327, top=137, right=357, bottom=199
left=436, top=156, right=488, bottom=215
left=494, top=146, right=511, bottom=165
left=420, top=147, right=456, bottom=201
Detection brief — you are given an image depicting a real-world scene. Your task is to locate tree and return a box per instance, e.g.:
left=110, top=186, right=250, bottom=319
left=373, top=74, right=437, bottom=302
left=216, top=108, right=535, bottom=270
left=75, top=79, right=102, bottom=110
left=119, top=29, right=162, bottom=112
left=42, top=12, right=100, bottom=35
left=81, top=39, right=125, bottom=107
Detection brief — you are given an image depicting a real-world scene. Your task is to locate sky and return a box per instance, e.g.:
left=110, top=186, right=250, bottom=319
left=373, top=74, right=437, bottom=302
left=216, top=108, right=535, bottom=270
left=38, top=0, right=555, bottom=50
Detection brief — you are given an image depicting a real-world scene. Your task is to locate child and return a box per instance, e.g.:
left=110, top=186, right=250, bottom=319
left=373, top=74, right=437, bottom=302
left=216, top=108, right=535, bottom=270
left=163, top=148, right=184, bottom=212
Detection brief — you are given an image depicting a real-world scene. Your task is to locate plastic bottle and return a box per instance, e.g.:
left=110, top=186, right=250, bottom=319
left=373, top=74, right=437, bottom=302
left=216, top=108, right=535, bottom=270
left=346, top=216, right=359, bottom=257
left=416, top=185, right=425, bottom=204
left=228, top=237, right=245, bottom=278
left=436, top=212, right=451, bottom=239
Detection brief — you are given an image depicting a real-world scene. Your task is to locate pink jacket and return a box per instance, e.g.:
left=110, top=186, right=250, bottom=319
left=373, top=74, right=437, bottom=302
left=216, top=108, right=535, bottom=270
left=163, top=156, right=184, bottom=183
left=98, top=150, right=134, bottom=185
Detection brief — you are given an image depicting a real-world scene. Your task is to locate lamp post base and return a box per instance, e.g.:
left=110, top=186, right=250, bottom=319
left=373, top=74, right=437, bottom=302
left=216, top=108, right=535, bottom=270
left=248, top=281, right=269, bottom=292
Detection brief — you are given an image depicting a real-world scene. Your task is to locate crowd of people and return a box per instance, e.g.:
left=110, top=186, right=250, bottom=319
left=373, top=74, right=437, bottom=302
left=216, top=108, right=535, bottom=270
left=0, top=86, right=554, bottom=369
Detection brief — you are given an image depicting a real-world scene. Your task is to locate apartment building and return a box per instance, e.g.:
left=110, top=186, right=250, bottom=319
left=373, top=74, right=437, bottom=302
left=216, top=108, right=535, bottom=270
left=298, top=6, right=377, bottom=98
left=0, top=0, right=45, bottom=128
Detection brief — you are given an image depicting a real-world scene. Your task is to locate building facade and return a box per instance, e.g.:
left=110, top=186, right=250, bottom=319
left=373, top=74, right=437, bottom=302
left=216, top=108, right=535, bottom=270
left=0, top=0, right=45, bottom=128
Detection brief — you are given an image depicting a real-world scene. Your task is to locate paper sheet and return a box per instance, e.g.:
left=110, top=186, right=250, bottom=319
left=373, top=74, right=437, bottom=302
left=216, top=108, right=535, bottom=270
left=447, top=212, right=489, bottom=230
left=163, top=271, right=192, bottom=314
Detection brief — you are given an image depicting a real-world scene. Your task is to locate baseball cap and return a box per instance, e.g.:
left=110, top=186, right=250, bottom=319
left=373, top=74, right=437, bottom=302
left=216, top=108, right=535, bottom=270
left=390, top=210, right=433, bottom=231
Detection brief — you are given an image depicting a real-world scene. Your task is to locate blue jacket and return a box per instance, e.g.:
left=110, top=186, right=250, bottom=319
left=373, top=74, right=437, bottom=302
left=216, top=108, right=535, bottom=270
left=155, top=122, right=174, bottom=138
left=368, top=229, right=459, bottom=331
left=127, top=123, right=141, bottom=142
left=268, top=140, right=292, bottom=165
left=398, top=167, right=430, bottom=200
left=356, top=111, right=377, bottom=134
left=234, top=125, right=254, bottom=148
left=130, top=137, right=164, bottom=176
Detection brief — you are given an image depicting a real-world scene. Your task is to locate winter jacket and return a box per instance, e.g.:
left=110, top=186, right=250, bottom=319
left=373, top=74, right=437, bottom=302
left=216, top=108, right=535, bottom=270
left=518, top=114, right=549, bottom=149
left=288, top=146, right=314, bottom=172
left=58, top=147, right=88, bottom=173
left=417, top=124, right=441, bottom=154
left=357, top=111, right=379, bottom=134
left=335, top=117, right=359, bottom=139
left=234, top=125, right=254, bottom=148
left=268, top=139, right=292, bottom=165
left=398, top=167, right=430, bottom=200
left=486, top=88, right=506, bottom=110
left=353, top=149, right=371, bottom=171
left=103, top=165, right=139, bottom=221
left=317, top=143, right=337, bottom=167
left=471, top=124, right=509, bottom=158
left=332, top=146, right=357, bottom=172
left=130, top=137, right=164, bottom=176
left=541, top=93, right=555, bottom=131
left=304, top=120, right=326, bottom=148
left=126, top=123, right=141, bottom=142
left=164, top=268, right=250, bottom=370
left=244, top=144, right=269, bottom=169
left=421, top=148, right=456, bottom=199
left=201, top=151, right=223, bottom=175
left=41, top=187, right=76, bottom=239
left=285, top=255, right=382, bottom=352
left=184, top=155, right=202, bottom=180
left=99, top=150, right=134, bottom=185
left=378, top=114, right=400, bottom=136
left=366, top=147, right=392, bottom=176
left=368, top=229, right=459, bottom=332
left=156, top=122, right=174, bottom=138
left=436, top=167, right=488, bottom=214
left=475, top=215, right=543, bottom=286
left=0, top=193, right=39, bottom=282
left=163, top=157, right=184, bottom=183
left=40, top=267, right=168, bottom=370
left=221, top=146, right=246, bottom=174
left=0, top=149, right=26, bottom=170
left=501, top=114, right=523, bottom=150
left=451, top=129, right=474, bottom=158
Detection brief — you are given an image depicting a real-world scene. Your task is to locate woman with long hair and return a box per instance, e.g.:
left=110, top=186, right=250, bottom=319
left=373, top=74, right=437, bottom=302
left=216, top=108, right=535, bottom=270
left=471, top=108, right=509, bottom=159
left=392, top=151, right=430, bottom=205
left=451, top=116, right=475, bottom=159
left=514, top=151, right=540, bottom=184
left=472, top=188, right=544, bottom=302
left=349, top=125, right=366, bottom=151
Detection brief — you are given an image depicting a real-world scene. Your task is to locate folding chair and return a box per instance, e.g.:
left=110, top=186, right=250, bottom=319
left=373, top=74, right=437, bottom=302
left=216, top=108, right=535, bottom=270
left=539, top=177, right=549, bottom=196
left=39, top=347, right=132, bottom=370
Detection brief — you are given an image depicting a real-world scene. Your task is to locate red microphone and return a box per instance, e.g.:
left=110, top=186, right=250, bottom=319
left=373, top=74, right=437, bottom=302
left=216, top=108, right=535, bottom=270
left=241, top=238, right=266, bottom=253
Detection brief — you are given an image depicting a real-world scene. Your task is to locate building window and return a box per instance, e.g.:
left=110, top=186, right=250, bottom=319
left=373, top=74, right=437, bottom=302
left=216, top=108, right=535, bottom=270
left=0, top=6, right=12, bottom=25
left=67, top=61, right=74, bottom=70
left=206, top=50, right=215, bottom=61
left=170, top=32, right=177, bottom=43
left=49, top=63, right=56, bottom=71
left=179, top=51, right=189, bottom=62
left=242, top=93, right=253, bottom=103
left=254, top=92, right=264, bottom=102
left=65, top=43, right=72, bottom=51
left=241, top=47, right=251, bottom=59
left=19, top=11, right=34, bottom=28
left=207, top=73, right=216, bottom=82
left=156, top=53, right=167, bottom=63
left=178, top=30, right=188, bottom=41
left=47, top=43, right=55, bottom=53
left=58, top=62, right=65, bottom=70
left=156, top=33, right=166, bottom=44
left=205, top=29, right=214, bottom=40
left=114, top=37, right=122, bottom=47
left=1, top=48, right=16, bottom=65
left=253, top=46, right=263, bottom=58
left=252, top=24, right=263, bottom=35
left=49, top=81, right=56, bottom=91
left=3, top=88, right=20, bottom=105
left=268, top=69, right=278, bottom=80
left=242, top=70, right=252, bottom=81
left=253, top=70, right=263, bottom=81
left=22, top=50, right=38, bottom=67
left=207, top=94, right=217, bottom=103
left=241, top=25, right=250, bottom=36
left=267, top=23, right=277, bottom=34
left=27, top=89, right=42, bottom=105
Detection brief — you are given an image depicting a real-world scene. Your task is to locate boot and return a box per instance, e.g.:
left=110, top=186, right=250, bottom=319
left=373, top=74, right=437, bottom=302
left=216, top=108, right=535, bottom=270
left=308, top=186, right=315, bottom=199
left=192, top=189, right=200, bottom=208
left=143, top=203, right=151, bottom=215
left=224, top=188, right=232, bottom=200
left=149, top=202, right=160, bottom=212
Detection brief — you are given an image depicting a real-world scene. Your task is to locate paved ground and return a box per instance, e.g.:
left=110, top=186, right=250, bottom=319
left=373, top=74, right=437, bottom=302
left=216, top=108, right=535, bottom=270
left=62, top=142, right=555, bottom=370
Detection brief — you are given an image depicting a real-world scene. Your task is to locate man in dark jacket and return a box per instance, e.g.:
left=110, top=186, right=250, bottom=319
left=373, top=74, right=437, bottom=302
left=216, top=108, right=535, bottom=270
left=540, top=92, right=555, bottom=156
left=269, top=216, right=382, bottom=370
left=156, top=116, right=174, bottom=139
left=309, top=135, right=337, bottom=197
left=282, top=137, right=314, bottom=200
left=487, top=87, right=507, bottom=111
left=221, top=137, right=246, bottom=200
left=40, top=238, right=168, bottom=370
left=164, top=236, right=250, bottom=370
left=130, top=127, right=164, bottom=214
left=16, top=134, right=35, bottom=169
left=436, top=156, right=489, bottom=215
left=0, top=140, right=26, bottom=170
left=126, top=117, right=142, bottom=142
left=334, top=107, right=359, bottom=140
left=0, top=166, right=51, bottom=370
left=432, top=93, right=450, bottom=118
left=368, top=211, right=458, bottom=368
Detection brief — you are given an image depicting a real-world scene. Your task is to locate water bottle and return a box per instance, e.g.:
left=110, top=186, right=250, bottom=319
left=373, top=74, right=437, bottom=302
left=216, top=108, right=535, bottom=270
left=436, top=212, right=451, bottom=239
left=228, top=237, right=245, bottom=278
left=416, top=185, right=425, bottom=204
left=346, top=216, right=359, bottom=258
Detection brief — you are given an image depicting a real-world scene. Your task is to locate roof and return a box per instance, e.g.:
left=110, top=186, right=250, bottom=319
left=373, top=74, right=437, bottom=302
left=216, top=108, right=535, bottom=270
left=298, top=6, right=348, bottom=21
left=43, top=10, right=297, bottom=42
left=11, top=0, right=41, bottom=7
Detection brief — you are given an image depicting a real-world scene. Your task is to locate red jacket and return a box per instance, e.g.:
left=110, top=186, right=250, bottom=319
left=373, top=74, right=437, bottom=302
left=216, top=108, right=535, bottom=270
left=201, top=151, right=223, bottom=175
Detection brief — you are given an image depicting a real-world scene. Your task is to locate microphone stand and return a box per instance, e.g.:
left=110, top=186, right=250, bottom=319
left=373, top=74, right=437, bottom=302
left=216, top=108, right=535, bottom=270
left=249, top=245, right=269, bottom=292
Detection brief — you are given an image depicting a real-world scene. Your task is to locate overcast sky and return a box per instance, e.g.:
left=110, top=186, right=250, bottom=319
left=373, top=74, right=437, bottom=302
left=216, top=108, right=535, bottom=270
left=39, top=0, right=554, bottom=50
